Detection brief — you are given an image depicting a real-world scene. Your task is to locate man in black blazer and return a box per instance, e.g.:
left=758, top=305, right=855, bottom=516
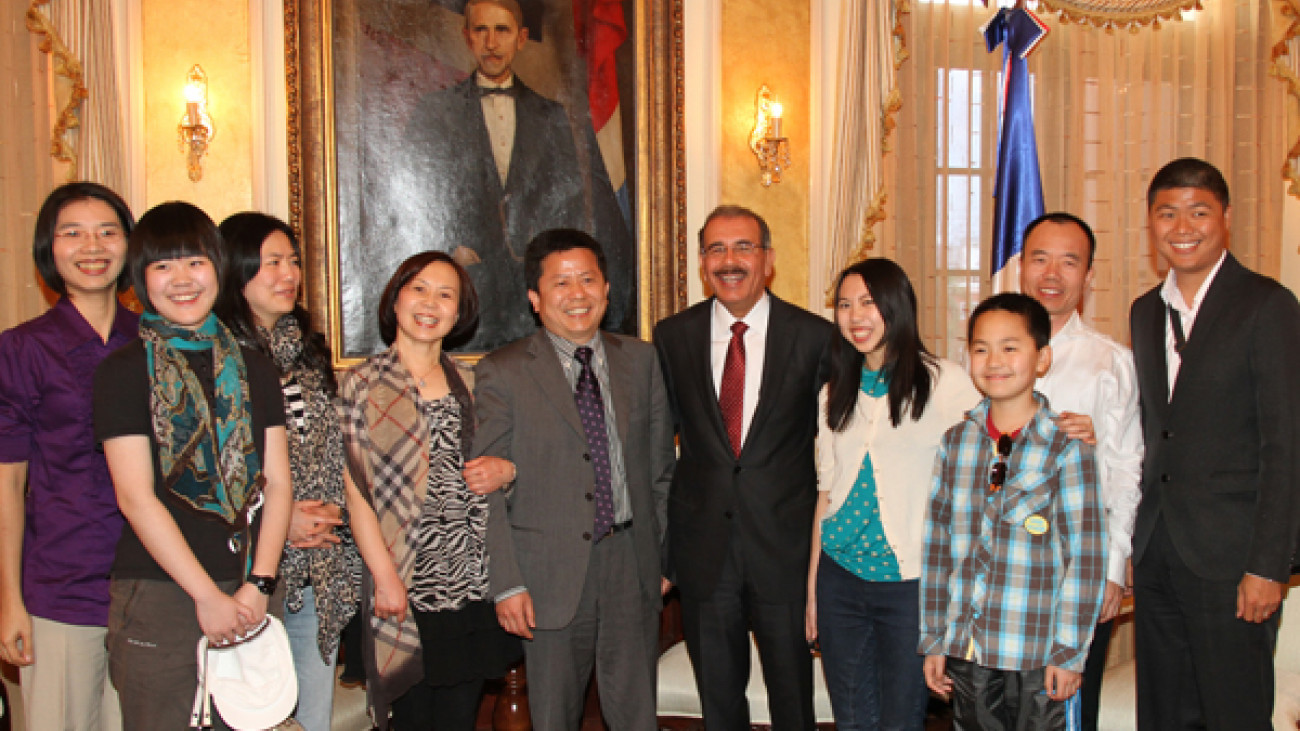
left=654, top=205, right=834, bottom=730
left=389, top=0, right=632, bottom=353
left=1129, top=158, right=1300, bottom=730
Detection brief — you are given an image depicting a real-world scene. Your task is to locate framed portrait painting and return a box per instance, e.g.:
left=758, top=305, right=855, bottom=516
left=286, top=0, right=685, bottom=363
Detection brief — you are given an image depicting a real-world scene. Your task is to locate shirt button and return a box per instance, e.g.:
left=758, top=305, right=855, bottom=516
left=1161, top=430, right=1173, bottom=439
left=583, top=453, right=591, bottom=461
left=733, top=465, right=742, bottom=475
left=583, top=532, right=592, bottom=541
left=1160, top=474, right=1171, bottom=483
left=585, top=493, right=594, bottom=501
left=724, top=511, right=734, bottom=519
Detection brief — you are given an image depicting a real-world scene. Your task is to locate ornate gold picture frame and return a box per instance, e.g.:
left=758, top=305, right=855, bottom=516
left=285, top=0, right=685, bottom=366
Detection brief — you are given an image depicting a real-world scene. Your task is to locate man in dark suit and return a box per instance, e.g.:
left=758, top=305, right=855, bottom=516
left=654, top=205, right=835, bottom=730
left=1129, top=158, right=1300, bottom=730
left=397, top=0, right=633, bottom=353
left=474, top=229, right=674, bottom=730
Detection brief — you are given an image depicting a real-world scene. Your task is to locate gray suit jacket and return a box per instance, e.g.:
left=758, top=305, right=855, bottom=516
left=473, top=329, right=675, bottom=629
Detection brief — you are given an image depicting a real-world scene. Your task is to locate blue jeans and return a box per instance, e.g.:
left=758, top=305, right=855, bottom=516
left=284, top=587, right=340, bottom=731
left=816, top=554, right=926, bottom=731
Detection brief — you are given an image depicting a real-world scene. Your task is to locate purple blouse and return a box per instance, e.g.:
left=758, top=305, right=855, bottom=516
left=0, top=297, right=138, bottom=626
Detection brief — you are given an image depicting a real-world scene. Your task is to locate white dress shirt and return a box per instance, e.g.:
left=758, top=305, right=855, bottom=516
left=1159, top=251, right=1228, bottom=394
left=710, top=294, right=770, bottom=450
left=1036, top=311, right=1144, bottom=585
left=477, top=71, right=516, bottom=185
left=815, top=359, right=979, bottom=580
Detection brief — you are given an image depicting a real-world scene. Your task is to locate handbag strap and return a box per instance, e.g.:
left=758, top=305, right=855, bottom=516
left=190, top=637, right=214, bottom=729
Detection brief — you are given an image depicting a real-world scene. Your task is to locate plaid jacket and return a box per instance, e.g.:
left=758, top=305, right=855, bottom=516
left=919, top=394, right=1106, bottom=673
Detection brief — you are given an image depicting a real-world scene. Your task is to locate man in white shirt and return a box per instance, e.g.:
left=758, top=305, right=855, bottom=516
left=1129, top=158, right=1300, bottom=730
left=1020, top=212, right=1143, bottom=731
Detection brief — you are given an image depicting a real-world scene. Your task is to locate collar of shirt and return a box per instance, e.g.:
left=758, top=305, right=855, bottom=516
left=545, top=329, right=606, bottom=386
left=49, top=296, right=137, bottom=354
left=710, top=292, right=771, bottom=343
left=1159, top=250, right=1228, bottom=330
left=966, top=391, right=1056, bottom=448
left=1052, top=310, right=1086, bottom=345
left=475, top=71, right=515, bottom=91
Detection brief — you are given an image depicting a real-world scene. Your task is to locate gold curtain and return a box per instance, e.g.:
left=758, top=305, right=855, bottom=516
left=884, top=0, right=1287, bottom=360
left=2, top=1, right=59, bottom=331
left=822, top=1, right=908, bottom=305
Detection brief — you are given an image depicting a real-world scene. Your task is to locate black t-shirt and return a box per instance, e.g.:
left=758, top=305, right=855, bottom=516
left=93, top=341, right=285, bottom=582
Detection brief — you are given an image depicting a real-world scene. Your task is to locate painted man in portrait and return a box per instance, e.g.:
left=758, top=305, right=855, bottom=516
left=396, top=0, right=634, bottom=353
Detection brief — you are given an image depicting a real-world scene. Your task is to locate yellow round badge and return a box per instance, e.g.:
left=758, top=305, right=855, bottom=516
left=1024, top=515, right=1049, bottom=535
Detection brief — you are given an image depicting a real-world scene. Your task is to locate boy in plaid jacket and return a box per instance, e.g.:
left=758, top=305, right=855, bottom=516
left=920, top=293, right=1106, bottom=730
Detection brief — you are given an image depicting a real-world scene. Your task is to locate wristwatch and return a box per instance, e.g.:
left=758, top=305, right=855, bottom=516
left=248, top=573, right=279, bottom=596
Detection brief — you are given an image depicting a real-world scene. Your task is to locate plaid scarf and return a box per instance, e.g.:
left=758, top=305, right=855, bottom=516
left=140, top=312, right=262, bottom=541
left=338, top=347, right=473, bottom=726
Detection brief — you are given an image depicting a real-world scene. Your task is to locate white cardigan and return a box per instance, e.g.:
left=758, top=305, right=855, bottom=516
left=815, top=358, right=980, bottom=580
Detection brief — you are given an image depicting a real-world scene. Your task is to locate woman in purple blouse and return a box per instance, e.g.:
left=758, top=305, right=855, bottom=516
left=0, top=182, right=137, bottom=731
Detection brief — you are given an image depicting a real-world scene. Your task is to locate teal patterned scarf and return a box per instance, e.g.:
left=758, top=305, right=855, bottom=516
left=140, top=311, right=262, bottom=526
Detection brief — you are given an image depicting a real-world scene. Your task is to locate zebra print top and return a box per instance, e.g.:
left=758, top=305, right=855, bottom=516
left=409, top=393, right=490, bottom=612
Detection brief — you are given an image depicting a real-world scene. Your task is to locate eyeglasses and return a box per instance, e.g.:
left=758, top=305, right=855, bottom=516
left=988, top=434, right=1012, bottom=493
left=55, top=227, right=125, bottom=243
left=701, top=241, right=768, bottom=258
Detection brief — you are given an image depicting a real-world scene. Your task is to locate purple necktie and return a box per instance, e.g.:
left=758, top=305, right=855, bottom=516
left=574, top=347, right=614, bottom=541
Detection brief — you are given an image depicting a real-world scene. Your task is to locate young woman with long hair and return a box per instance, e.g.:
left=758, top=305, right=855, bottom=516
left=806, top=258, right=979, bottom=731
left=215, top=212, right=364, bottom=731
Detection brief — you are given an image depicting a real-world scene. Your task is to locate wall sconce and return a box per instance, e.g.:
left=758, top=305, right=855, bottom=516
left=177, top=65, right=214, bottom=182
left=749, top=85, right=791, bottom=187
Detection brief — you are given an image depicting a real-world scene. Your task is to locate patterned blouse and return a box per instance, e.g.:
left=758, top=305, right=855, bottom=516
left=409, top=394, right=490, bottom=612
left=265, top=316, right=361, bottom=661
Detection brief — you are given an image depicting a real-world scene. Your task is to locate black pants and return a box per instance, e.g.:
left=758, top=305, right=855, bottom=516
left=389, top=679, right=484, bottom=731
left=1079, top=618, right=1113, bottom=731
left=946, top=658, right=1066, bottom=731
left=1134, top=518, right=1277, bottom=731
left=680, top=538, right=815, bottom=731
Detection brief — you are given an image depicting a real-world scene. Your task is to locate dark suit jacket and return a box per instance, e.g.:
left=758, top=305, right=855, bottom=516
left=1129, top=253, right=1300, bottom=583
left=473, top=329, right=675, bottom=629
left=356, top=77, right=634, bottom=354
left=653, top=295, right=834, bottom=602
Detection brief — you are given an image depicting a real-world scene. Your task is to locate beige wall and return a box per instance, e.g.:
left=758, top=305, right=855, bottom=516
left=140, top=0, right=253, bottom=220
left=718, top=0, right=811, bottom=308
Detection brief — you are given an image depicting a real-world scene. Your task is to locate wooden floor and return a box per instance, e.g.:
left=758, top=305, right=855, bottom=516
left=470, top=681, right=956, bottom=730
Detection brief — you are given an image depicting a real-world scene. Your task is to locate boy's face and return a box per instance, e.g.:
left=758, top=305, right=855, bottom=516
left=968, top=310, right=1051, bottom=403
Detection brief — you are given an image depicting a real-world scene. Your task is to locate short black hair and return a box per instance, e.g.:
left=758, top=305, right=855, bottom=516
left=377, top=251, right=480, bottom=348
left=33, top=182, right=134, bottom=296
left=1022, top=212, right=1096, bottom=269
left=698, top=205, right=771, bottom=252
left=524, top=229, right=608, bottom=293
left=127, top=201, right=222, bottom=314
left=968, top=292, right=1051, bottom=350
left=1147, top=157, right=1230, bottom=209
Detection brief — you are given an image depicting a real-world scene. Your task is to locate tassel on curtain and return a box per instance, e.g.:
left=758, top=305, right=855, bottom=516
left=1036, top=0, right=1203, bottom=31
left=25, top=0, right=87, bottom=173
left=24, top=0, right=126, bottom=189
left=1271, top=0, right=1300, bottom=199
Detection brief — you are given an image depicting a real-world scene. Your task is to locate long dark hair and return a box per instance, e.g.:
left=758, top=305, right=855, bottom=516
left=827, top=258, right=936, bottom=431
left=215, top=212, right=336, bottom=395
